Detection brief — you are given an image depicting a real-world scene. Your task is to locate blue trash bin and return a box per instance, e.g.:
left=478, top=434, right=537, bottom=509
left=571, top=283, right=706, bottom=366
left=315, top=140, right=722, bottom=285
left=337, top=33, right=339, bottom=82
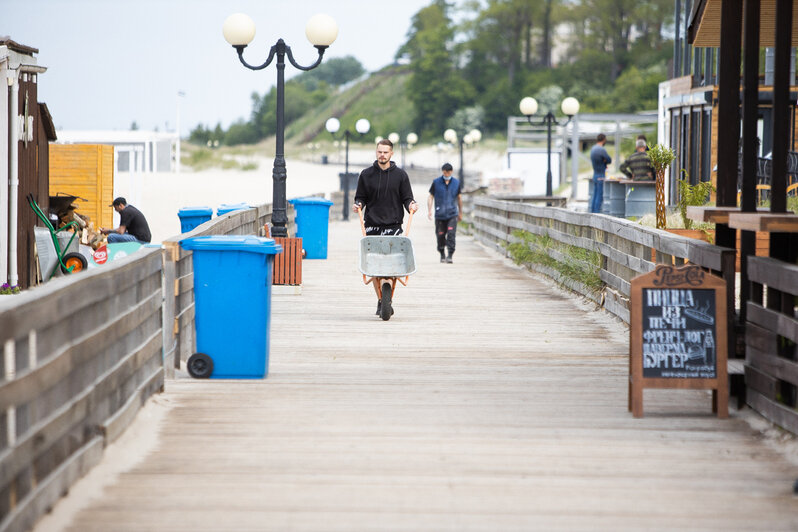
left=178, top=206, right=213, bottom=233
left=289, top=197, right=334, bottom=259
left=216, top=202, right=250, bottom=216
left=180, top=235, right=283, bottom=379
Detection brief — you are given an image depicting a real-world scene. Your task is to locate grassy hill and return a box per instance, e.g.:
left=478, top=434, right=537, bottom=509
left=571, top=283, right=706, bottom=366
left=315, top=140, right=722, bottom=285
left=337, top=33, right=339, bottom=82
left=286, top=65, right=416, bottom=145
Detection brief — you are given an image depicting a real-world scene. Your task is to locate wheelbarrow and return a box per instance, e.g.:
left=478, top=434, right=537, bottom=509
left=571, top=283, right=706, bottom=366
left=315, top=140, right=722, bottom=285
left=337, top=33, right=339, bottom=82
left=356, top=206, right=416, bottom=321
left=27, top=194, right=88, bottom=278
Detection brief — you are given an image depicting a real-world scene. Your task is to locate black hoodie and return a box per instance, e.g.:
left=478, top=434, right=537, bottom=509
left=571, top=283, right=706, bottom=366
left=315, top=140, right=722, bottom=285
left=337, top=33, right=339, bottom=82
left=354, top=160, right=415, bottom=227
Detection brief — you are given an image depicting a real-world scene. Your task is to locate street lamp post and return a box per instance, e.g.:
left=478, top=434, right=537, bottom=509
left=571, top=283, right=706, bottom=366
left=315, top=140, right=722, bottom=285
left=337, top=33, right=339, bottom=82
left=326, top=117, right=370, bottom=221
left=519, top=96, right=580, bottom=199
left=223, top=12, right=338, bottom=238
left=443, top=128, right=481, bottom=188
left=389, top=132, right=418, bottom=168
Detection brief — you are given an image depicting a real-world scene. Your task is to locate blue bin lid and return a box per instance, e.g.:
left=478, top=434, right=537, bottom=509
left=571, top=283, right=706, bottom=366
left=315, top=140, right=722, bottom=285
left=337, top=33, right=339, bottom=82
left=180, top=235, right=283, bottom=255
left=289, top=197, right=333, bottom=206
left=178, top=206, right=213, bottom=216
left=217, top=202, right=250, bottom=213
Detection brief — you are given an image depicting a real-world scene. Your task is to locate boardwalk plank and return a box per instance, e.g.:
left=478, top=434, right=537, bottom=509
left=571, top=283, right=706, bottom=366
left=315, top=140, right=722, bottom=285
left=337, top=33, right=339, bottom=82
left=35, top=201, right=798, bottom=531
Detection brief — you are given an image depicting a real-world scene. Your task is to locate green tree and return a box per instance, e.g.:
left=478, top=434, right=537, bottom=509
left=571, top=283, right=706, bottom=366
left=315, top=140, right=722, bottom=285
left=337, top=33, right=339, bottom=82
left=402, top=1, right=473, bottom=137
left=298, top=56, right=365, bottom=87
left=224, top=119, right=259, bottom=146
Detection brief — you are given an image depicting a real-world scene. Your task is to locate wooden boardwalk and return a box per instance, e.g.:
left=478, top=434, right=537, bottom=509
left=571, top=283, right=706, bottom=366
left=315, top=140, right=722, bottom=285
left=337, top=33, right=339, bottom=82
left=36, top=207, right=798, bottom=531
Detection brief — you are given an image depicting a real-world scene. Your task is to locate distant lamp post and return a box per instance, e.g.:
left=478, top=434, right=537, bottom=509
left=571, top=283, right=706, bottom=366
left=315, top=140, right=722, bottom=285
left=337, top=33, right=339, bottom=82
left=443, top=127, right=481, bottom=188
left=326, top=117, right=370, bottom=220
left=223, top=12, right=338, bottom=238
left=519, top=96, right=579, bottom=199
left=387, top=132, right=418, bottom=168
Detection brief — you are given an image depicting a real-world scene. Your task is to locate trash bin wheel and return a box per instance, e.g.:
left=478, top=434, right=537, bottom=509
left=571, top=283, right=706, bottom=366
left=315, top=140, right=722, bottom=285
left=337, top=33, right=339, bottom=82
left=188, top=353, right=214, bottom=378
left=61, top=252, right=88, bottom=274
left=380, top=281, right=392, bottom=321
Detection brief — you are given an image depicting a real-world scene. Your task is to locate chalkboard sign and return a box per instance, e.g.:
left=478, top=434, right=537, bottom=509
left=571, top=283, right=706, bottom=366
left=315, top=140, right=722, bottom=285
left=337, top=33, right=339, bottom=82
left=642, top=287, right=716, bottom=379
left=629, top=265, right=728, bottom=418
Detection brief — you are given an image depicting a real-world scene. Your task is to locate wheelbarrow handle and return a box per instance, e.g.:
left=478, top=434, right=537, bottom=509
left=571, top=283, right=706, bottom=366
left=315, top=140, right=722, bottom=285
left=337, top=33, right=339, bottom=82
left=356, top=204, right=367, bottom=237
left=405, top=207, right=415, bottom=237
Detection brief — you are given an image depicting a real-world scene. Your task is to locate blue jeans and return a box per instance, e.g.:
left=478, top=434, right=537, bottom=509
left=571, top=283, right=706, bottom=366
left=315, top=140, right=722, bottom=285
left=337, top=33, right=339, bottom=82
left=589, top=176, right=604, bottom=213
left=107, top=233, right=142, bottom=243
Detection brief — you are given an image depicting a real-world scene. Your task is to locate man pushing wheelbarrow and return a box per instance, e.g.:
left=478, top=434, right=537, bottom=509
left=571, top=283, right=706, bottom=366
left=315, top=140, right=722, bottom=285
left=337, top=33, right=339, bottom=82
left=353, top=138, right=418, bottom=320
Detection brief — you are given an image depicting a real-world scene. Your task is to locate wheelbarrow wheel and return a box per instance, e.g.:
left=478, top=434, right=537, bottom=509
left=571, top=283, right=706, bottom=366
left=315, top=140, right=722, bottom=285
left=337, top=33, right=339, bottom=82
left=380, top=281, right=392, bottom=321
left=61, top=252, right=88, bottom=274
left=187, top=353, right=213, bottom=378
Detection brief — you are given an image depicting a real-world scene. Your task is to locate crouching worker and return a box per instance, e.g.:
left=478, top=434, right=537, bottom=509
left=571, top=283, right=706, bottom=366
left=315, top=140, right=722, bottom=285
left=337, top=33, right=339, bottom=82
left=101, top=197, right=151, bottom=244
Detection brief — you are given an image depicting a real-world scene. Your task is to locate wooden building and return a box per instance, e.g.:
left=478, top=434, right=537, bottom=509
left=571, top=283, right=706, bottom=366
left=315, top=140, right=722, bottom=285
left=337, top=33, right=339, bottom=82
left=661, top=1, right=798, bottom=202
left=1, top=37, right=56, bottom=290
left=670, top=1, right=798, bottom=433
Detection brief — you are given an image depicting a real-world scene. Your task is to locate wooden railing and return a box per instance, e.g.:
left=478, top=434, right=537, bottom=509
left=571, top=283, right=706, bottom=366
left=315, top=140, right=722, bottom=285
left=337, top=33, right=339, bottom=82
left=0, top=200, right=293, bottom=532
left=744, top=256, right=798, bottom=434
left=0, top=248, right=164, bottom=532
left=471, top=197, right=737, bottom=325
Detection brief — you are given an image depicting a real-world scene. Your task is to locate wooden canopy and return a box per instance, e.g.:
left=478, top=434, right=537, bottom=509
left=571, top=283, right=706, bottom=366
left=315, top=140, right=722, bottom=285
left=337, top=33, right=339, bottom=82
left=688, top=0, right=798, bottom=46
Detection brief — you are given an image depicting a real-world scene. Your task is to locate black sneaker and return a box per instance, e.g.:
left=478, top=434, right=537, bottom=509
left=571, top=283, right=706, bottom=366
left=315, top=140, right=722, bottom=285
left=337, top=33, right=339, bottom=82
left=440, top=257, right=445, bottom=263
left=445, top=256, right=453, bottom=263
left=376, top=301, right=381, bottom=315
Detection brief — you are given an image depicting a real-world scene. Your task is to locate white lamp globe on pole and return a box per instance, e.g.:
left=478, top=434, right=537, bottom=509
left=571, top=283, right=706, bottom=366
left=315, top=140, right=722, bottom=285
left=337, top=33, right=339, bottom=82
left=519, top=96, right=538, bottom=117
left=355, top=118, right=371, bottom=134
left=561, top=97, right=580, bottom=117
left=325, top=117, right=340, bottom=134
left=223, top=13, right=256, bottom=46
left=305, top=14, right=339, bottom=47
left=443, top=129, right=457, bottom=144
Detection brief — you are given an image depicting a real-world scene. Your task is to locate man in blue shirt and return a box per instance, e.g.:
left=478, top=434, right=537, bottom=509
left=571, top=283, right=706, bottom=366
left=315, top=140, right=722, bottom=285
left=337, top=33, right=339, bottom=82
left=427, top=163, right=462, bottom=263
left=589, top=133, right=612, bottom=213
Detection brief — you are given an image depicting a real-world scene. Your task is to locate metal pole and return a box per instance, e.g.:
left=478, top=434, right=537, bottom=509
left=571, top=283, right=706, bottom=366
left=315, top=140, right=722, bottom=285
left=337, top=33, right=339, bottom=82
left=343, top=130, right=350, bottom=221
left=546, top=113, right=553, bottom=198
left=271, top=40, right=288, bottom=238
left=459, top=139, right=465, bottom=188
left=571, top=115, right=579, bottom=201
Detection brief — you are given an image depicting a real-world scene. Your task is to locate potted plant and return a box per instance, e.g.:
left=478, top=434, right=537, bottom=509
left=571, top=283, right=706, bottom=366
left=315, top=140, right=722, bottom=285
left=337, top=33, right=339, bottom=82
left=669, top=171, right=716, bottom=241
left=648, top=143, right=676, bottom=229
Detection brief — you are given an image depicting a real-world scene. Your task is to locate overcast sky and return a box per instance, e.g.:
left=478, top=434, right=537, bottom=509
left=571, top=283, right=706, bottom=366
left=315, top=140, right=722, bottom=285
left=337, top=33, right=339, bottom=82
left=4, top=0, right=432, bottom=135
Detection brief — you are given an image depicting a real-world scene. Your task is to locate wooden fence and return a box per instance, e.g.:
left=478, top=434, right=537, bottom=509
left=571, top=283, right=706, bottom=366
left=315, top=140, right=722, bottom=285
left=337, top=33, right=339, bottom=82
left=0, top=248, right=164, bottom=532
left=471, top=196, right=737, bottom=324
left=0, top=200, right=293, bottom=532
left=744, top=256, right=798, bottom=434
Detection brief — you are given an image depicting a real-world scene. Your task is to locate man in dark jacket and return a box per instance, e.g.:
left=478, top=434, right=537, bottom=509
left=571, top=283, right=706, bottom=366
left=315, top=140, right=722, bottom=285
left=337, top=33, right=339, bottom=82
left=353, top=139, right=417, bottom=234
left=427, top=162, right=462, bottom=263
left=101, top=197, right=152, bottom=243
left=353, top=139, right=417, bottom=315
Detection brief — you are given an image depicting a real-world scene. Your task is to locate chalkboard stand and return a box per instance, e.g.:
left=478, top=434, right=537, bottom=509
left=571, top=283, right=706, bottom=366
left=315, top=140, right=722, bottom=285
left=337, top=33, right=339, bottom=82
left=628, top=264, right=728, bottom=418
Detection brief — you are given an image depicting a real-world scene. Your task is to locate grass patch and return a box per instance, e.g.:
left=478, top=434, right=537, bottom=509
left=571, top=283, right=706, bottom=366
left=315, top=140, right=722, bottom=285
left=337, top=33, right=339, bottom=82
left=506, top=230, right=603, bottom=292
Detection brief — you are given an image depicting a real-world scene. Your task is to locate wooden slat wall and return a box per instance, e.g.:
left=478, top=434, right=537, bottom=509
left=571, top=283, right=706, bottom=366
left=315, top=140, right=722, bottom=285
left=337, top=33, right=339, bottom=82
left=16, top=73, right=42, bottom=291
left=48, top=144, right=115, bottom=230
left=0, top=248, right=164, bottom=532
left=273, top=237, right=302, bottom=285
left=745, top=256, right=798, bottom=433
